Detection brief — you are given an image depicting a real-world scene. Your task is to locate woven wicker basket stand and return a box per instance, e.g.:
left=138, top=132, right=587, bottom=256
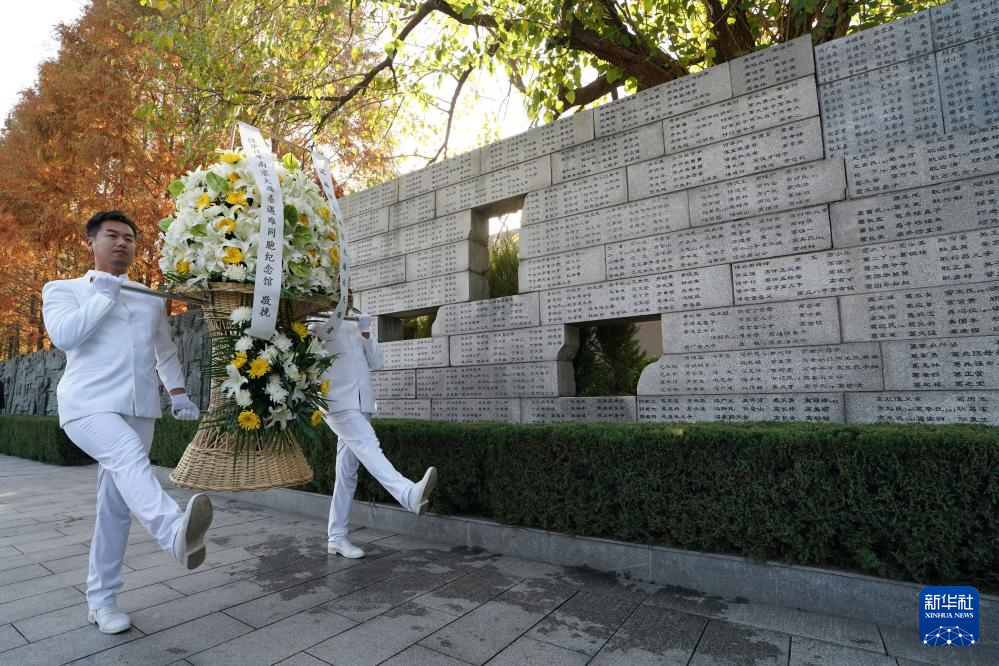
left=169, top=283, right=331, bottom=492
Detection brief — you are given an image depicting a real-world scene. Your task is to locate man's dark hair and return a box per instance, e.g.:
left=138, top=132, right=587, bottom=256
left=85, top=211, right=138, bottom=238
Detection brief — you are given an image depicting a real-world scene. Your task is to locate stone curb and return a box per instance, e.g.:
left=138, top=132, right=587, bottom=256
left=152, top=465, right=998, bottom=633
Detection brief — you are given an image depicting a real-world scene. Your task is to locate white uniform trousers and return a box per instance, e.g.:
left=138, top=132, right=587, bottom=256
left=63, top=413, right=184, bottom=610
left=325, top=409, right=415, bottom=541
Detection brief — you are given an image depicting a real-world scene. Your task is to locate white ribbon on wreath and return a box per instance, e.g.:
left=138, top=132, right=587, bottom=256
left=238, top=122, right=284, bottom=340
left=311, top=149, right=351, bottom=340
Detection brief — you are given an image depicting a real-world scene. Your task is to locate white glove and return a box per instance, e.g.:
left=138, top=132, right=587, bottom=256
left=92, top=272, right=123, bottom=300
left=357, top=312, right=371, bottom=334
left=171, top=393, right=200, bottom=421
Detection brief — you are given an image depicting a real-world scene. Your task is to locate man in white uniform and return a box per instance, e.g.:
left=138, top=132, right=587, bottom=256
left=42, top=211, right=214, bottom=634
left=315, top=293, right=438, bottom=558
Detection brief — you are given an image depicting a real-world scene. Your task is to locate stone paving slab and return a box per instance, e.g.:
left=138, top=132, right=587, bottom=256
left=378, top=643, right=470, bottom=665
left=789, top=636, right=896, bottom=666
left=306, top=602, right=455, bottom=666
left=0, top=622, right=27, bottom=652
left=526, top=590, right=640, bottom=656
left=1, top=454, right=991, bottom=665
left=224, top=574, right=363, bottom=629
left=413, top=566, right=522, bottom=617
left=688, top=619, right=789, bottom=665
left=0, top=543, right=91, bottom=570
left=0, top=586, right=85, bottom=625
left=12, top=582, right=181, bottom=642
left=186, top=607, right=356, bottom=666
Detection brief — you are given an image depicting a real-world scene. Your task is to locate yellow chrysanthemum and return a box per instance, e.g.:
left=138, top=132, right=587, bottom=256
left=291, top=322, right=308, bottom=339
left=310, top=410, right=323, bottom=427
left=238, top=410, right=261, bottom=430
left=319, top=207, right=331, bottom=222
left=195, top=193, right=211, bottom=210
left=175, top=259, right=190, bottom=274
left=229, top=352, right=247, bottom=369
left=216, top=219, right=236, bottom=234
left=222, top=247, right=244, bottom=264
left=328, top=247, right=339, bottom=264
left=227, top=172, right=240, bottom=184
left=220, top=152, right=242, bottom=164
left=225, top=190, right=248, bottom=207
left=326, top=230, right=337, bottom=241
left=298, top=212, right=309, bottom=226
left=248, top=358, right=270, bottom=379
left=320, top=379, right=330, bottom=395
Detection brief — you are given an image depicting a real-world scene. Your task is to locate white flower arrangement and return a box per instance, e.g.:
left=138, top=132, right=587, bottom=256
left=158, top=151, right=342, bottom=297
left=212, top=309, right=332, bottom=433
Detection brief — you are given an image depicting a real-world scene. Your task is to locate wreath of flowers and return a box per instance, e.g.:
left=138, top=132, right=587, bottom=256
left=207, top=305, right=333, bottom=440
left=158, top=150, right=342, bottom=446
left=158, top=151, right=341, bottom=296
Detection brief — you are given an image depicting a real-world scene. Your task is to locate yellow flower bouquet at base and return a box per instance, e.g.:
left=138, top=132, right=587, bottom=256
left=160, top=151, right=344, bottom=492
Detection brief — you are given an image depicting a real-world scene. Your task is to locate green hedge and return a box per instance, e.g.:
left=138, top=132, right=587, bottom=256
left=0, top=415, right=95, bottom=465
left=4, top=415, right=997, bottom=587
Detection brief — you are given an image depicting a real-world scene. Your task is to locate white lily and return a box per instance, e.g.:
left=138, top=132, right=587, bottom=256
left=220, top=364, right=247, bottom=397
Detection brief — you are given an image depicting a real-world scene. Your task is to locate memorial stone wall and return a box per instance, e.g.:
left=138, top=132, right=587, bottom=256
left=333, top=0, right=999, bottom=425
left=3, top=0, right=996, bottom=426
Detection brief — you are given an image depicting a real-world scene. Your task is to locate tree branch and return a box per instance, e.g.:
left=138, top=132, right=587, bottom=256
left=564, top=16, right=682, bottom=88
left=431, top=64, right=473, bottom=163
left=557, top=74, right=616, bottom=111
left=705, top=0, right=756, bottom=62
left=311, top=0, right=449, bottom=136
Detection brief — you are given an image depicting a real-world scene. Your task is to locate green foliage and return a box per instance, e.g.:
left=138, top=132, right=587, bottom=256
left=402, top=314, right=436, bottom=340
left=0, top=416, right=94, bottom=465
left=574, top=323, right=652, bottom=396
left=133, top=0, right=399, bottom=187
left=480, top=228, right=651, bottom=395
left=137, top=0, right=947, bottom=149
left=486, top=231, right=519, bottom=298
left=148, top=417, right=200, bottom=468
left=200, top=301, right=333, bottom=451
left=6, top=415, right=998, bottom=585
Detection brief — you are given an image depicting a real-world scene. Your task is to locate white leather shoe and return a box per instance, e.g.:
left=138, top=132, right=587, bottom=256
left=327, top=538, right=365, bottom=558
left=410, top=467, right=438, bottom=515
left=88, top=605, right=131, bottom=634
left=173, top=493, right=213, bottom=570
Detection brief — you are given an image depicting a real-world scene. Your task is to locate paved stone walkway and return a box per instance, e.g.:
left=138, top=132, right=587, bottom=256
left=0, top=454, right=990, bottom=665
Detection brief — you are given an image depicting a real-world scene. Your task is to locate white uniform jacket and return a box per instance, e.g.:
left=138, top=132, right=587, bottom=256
left=42, top=271, right=186, bottom=426
left=316, top=320, right=384, bottom=414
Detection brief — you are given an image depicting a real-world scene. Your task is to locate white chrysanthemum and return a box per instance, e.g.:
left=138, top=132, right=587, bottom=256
left=259, top=345, right=280, bottom=362
left=235, top=389, right=253, bottom=407
left=272, top=334, right=292, bottom=353
left=234, top=336, right=254, bottom=353
left=224, top=264, right=247, bottom=281
left=283, top=364, right=301, bottom=382
left=229, top=307, right=252, bottom=324
left=265, top=378, right=288, bottom=405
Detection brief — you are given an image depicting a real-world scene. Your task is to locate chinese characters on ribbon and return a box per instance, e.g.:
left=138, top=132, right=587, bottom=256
left=239, top=122, right=284, bottom=339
